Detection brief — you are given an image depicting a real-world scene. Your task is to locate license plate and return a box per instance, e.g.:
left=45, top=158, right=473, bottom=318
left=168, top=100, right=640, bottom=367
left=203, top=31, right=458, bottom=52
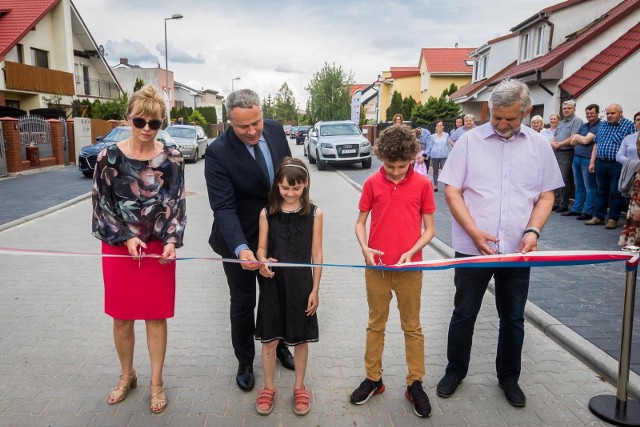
left=342, top=149, right=356, bottom=154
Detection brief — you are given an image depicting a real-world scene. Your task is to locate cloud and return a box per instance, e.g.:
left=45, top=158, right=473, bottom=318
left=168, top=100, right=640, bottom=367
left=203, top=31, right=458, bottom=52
left=155, top=42, right=206, bottom=64
left=104, top=39, right=158, bottom=64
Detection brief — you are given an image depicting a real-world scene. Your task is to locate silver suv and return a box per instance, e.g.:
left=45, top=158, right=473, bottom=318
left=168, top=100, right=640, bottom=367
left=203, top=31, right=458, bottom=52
left=305, top=121, right=371, bottom=170
left=165, top=124, right=208, bottom=162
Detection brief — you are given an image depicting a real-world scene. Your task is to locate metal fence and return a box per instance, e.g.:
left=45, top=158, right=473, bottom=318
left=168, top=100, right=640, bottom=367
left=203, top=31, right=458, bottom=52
left=75, top=77, right=120, bottom=99
left=19, top=116, right=52, bottom=160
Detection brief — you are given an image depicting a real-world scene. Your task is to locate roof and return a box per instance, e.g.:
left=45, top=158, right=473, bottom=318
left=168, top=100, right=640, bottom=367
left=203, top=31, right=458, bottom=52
left=389, top=67, right=420, bottom=79
left=420, top=48, right=474, bottom=73
left=0, top=0, right=59, bottom=61
left=560, top=22, right=640, bottom=98
left=495, top=0, right=640, bottom=82
left=449, top=61, right=517, bottom=101
left=511, top=0, right=588, bottom=32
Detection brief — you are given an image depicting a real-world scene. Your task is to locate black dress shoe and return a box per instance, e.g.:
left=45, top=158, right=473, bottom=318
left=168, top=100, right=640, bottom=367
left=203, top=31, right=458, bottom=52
left=499, top=380, right=526, bottom=407
left=561, top=210, right=580, bottom=216
left=236, top=364, right=254, bottom=391
left=551, top=205, right=559, bottom=211
left=276, top=343, right=295, bottom=370
left=577, top=213, right=592, bottom=220
left=555, top=207, right=569, bottom=213
left=436, top=374, right=462, bottom=398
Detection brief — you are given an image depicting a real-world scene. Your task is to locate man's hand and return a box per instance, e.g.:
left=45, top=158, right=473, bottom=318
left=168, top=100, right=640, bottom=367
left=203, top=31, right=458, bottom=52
left=238, top=249, right=262, bottom=270
left=362, top=247, right=384, bottom=266
left=471, top=232, right=500, bottom=255
left=518, top=233, right=538, bottom=254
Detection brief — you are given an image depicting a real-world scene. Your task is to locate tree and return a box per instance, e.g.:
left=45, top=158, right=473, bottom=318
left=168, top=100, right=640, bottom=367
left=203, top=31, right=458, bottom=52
left=411, top=95, right=461, bottom=127
left=92, top=94, right=128, bottom=120
left=306, top=62, right=354, bottom=123
left=133, top=78, right=145, bottom=93
left=272, top=82, right=297, bottom=124
left=197, top=106, right=217, bottom=124
left=222, top=104, right=227, bottom=123
left=359, top=104, right=366, bottom=127
left=262, top=94, right=275, bottom=120
left=441, top=83, right=459, bottom=98
left=188, top=110, right=207, bottom=128
left=385, top=91, right=403, bottom=121
left=402, top=95, right=417, bottom=122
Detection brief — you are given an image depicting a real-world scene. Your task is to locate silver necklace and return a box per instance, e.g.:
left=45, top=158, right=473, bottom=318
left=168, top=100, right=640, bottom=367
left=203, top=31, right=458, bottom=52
left=127, top=138, right=158, bottom=161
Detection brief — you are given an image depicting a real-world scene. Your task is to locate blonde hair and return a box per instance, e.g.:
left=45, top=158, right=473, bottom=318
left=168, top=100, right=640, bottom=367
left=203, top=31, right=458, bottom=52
left=127, top=85, right=166, bottom=120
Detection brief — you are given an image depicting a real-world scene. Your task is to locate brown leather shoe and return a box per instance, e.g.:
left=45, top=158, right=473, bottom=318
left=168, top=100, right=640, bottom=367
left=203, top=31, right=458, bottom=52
left=605, top=219, right=618, bottom=229
left=585, top=217, right=604, bottom=226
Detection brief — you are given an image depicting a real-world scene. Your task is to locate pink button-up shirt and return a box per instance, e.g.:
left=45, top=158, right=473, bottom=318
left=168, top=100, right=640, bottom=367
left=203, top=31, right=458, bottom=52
left=439, top=123, right=563, bottom=255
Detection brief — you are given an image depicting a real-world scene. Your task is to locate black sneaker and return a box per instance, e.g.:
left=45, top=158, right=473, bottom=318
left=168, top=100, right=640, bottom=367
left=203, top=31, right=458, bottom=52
left=350, top=378, right=385, bottom=405
left=405, top=380, right=431, bottom=418
left=436, top=374, right=462, bottom=398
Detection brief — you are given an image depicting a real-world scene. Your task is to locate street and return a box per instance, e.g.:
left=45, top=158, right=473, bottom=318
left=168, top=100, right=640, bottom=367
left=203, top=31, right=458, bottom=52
left=0, top=144, right=624, bottom=425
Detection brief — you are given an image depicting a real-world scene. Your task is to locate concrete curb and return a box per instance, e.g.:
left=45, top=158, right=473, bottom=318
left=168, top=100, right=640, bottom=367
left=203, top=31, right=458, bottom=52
left=0, top=192, right=92, bottom=233
left=336, top=169, right=640, bottom=400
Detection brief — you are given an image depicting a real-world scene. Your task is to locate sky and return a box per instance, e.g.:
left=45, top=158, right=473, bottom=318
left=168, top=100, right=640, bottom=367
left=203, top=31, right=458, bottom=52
left=73, top=0, right=561, bottom=105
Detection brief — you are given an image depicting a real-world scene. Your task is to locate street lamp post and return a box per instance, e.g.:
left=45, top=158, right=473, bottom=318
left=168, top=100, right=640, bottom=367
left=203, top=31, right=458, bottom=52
left=164, top=13, right=183, bottom=125
left=231, top=77, right=240, bottom=92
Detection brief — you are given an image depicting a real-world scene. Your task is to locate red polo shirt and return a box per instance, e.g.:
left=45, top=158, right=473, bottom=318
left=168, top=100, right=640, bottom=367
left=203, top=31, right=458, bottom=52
left=359, top=166, right=435, bottom=265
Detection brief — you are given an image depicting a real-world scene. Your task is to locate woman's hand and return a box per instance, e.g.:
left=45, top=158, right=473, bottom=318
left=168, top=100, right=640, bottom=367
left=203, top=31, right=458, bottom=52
left=126, top=237, right=147, bottom=260
left=159, top=243, right=176, bottom=264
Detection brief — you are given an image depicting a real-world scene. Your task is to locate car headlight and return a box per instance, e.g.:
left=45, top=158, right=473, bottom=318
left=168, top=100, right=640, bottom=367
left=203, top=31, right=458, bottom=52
left=361, top=141, right=371, bottom=147
left=80, top=147, right=91, bottom=155
left=320, top=142, right=333, bottom=149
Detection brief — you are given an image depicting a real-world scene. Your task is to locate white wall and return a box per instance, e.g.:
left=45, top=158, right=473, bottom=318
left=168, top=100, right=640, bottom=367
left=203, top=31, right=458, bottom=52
left=549, top=0, right=621, bottom=48
left=578, top=52, right=640, bottom=117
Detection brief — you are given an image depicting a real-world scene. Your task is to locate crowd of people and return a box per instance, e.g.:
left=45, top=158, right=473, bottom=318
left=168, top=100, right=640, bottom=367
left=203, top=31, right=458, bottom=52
left=528, top=102, right=639, bottom=239
left=90, top=81, right=638, bottom=420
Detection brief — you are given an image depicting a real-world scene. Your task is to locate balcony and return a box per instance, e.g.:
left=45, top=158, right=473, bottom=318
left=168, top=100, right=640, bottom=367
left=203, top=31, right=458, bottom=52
left=75, top=76, right=121, bottom=99
left=3, top=61, right=75, bottom=96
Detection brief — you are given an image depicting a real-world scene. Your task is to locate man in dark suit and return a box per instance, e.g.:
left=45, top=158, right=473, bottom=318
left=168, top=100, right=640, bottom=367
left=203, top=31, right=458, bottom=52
left=204, top=89, right=294, bottom=392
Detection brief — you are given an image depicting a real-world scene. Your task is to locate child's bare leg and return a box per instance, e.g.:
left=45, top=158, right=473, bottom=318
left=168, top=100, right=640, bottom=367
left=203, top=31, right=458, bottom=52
left=261, top=340, right=279, bottom=389
left=293, top=343, right=309, bottom=390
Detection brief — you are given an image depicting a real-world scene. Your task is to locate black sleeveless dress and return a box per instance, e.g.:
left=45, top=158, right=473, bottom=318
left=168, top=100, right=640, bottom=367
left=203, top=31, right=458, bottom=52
left=255, top=205, right=319, bottom=346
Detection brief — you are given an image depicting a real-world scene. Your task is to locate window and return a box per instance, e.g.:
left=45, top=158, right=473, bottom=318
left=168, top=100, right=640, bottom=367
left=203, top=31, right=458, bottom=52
left=30, top=48, right=49, bottom=68
left=473, top=60, right=480, bottom=81
left=6, top=100, right=21, bottom=109
left=521, top=33, right=531, bottom=61
left=482, top=56, right=488, bottom=78
left=535, top=25, right=546, bottom=56
left=16, top=44, right=24, bottom=63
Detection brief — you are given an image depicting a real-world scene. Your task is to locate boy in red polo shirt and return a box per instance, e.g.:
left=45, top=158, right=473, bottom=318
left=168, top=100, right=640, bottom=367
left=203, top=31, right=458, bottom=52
left=351, top=125, right=436, bottom=418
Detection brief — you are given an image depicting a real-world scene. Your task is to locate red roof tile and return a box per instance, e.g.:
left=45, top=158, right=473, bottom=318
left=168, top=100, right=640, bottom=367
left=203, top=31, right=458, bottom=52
left=389, top=67, right=420, bottom=79
left=450, top=61, right=518, bottom=100
left=420, top=48, right=474, bottom=73
left=560, top=22, right=640, bottom=98
left=495, top=0, right=640, bottom=82
left=0, top=0, right=59, bottom=61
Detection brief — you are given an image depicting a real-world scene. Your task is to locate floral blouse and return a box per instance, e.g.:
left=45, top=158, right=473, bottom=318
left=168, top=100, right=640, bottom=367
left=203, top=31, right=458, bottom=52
left=92, top=143, right=186, bottom=248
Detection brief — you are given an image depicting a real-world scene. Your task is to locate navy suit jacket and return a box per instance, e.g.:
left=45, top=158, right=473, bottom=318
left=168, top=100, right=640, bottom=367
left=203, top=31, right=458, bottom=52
left=205, top=119, right=291, bottom=257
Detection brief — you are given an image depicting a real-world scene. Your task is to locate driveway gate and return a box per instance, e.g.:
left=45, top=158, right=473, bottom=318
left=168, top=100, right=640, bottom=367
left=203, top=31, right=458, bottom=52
left=19, top=115, right=52, bottom=161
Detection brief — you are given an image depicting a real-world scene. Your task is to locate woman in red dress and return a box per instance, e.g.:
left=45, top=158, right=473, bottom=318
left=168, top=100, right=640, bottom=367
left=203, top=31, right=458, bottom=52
left=92, top=85, right=186, bottom=414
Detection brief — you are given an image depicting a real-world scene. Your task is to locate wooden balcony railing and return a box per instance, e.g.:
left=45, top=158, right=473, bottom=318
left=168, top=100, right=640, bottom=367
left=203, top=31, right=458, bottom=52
left=4, top=61, right=75, bottom=96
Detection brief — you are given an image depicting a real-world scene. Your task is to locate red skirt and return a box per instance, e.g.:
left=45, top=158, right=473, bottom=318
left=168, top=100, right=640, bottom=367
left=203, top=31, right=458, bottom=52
left=102, top=240, right=176, bottom=320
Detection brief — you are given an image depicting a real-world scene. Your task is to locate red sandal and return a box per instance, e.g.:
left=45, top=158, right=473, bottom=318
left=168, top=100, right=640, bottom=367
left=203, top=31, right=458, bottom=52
left=256, top=388, right=276, bottom=415
left=293, top=388, right=311, bottom=415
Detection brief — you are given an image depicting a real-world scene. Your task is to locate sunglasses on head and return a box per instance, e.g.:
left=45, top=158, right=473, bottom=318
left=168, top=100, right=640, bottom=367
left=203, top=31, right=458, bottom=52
left=131, top=117, right=163, bottom=130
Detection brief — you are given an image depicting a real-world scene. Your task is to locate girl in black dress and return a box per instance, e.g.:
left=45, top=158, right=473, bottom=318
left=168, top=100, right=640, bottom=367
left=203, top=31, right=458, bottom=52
left=254, top=157, right=323, bottom=416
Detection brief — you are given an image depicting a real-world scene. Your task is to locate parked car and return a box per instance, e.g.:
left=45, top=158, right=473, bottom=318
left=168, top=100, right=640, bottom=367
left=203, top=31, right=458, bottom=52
left=306, top=121, right=371, bottom=170
left=294, top=126, right=311, bottom=145
left=78, top=126, right=178, bottom=177
left=283, top=125, right=292, bottom=136
left=288, top=126, right=297, bottom=139
left=164, top=124, right=208, bottom=163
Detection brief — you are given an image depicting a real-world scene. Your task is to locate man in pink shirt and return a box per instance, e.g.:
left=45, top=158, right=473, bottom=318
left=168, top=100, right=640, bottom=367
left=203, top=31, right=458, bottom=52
left=436, top=79, right=563, bottom=407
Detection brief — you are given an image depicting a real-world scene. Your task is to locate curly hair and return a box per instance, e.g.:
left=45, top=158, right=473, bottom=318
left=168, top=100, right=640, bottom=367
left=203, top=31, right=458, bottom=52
left=374, top=125, right=420, bottom=162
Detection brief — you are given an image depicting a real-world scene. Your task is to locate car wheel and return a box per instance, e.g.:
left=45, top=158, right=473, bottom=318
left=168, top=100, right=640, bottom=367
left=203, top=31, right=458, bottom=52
left=193, top=149, right=199, bottom=163
left=308, top=148, right=316, bottom=164
left=362, top=157, right=372, bottom=169
left=316, top=151, right=327, bottom=171
left=82, top=171, right=93, bottom=178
